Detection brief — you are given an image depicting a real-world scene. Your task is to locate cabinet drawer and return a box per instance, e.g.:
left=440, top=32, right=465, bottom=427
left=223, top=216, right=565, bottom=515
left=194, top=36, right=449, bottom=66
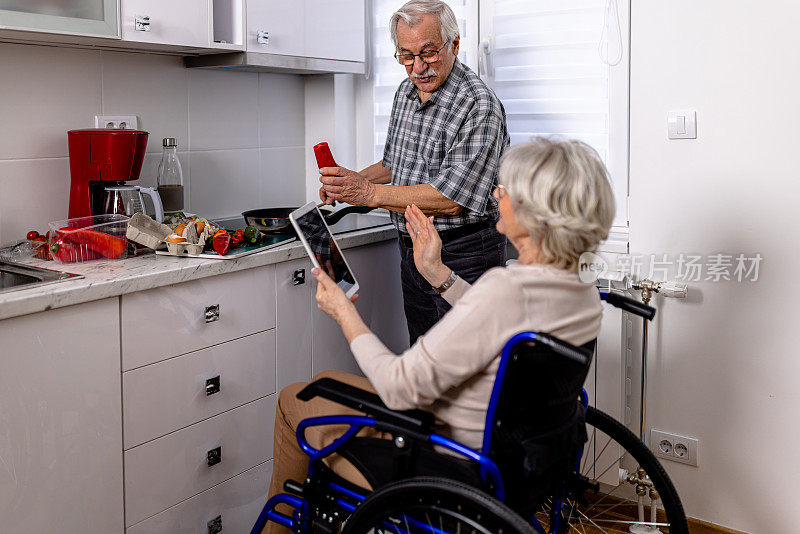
left=126, top=461, right=272, bottom=534
left=122, top=266, right=276, bottom=370
left=124, top=395, right=276, bottom=527
left=123, top=330, right=276, bottom=449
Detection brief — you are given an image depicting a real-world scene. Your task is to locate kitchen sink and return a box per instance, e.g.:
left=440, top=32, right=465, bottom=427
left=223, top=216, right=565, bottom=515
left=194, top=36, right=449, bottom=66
left=0, top=260, right=83, bottom=294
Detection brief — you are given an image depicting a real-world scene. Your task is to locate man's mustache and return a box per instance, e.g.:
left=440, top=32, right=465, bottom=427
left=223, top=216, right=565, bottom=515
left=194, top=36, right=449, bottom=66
left=411, top=68, right=438, bottom=79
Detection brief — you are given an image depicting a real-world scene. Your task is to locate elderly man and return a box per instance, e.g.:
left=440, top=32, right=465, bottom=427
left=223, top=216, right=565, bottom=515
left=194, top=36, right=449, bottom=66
left=320, top=0, right=509, bottom=343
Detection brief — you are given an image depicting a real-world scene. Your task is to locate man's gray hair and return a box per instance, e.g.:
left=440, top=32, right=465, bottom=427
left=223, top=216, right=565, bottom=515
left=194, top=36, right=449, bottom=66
left=499, top=138, right=616, bottom=271
left=390, top=0, right=460, bottom=48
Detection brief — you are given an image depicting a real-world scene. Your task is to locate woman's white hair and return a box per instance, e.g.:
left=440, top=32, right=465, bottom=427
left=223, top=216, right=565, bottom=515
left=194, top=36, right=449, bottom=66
left=390, top=0, right=460, bottom=48
left=499, top=138, right=616, bottom=271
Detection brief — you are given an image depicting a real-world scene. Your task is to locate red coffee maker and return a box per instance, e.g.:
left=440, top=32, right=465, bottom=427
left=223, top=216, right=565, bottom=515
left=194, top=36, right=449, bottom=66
left=68, top=128, right=149, bottom=218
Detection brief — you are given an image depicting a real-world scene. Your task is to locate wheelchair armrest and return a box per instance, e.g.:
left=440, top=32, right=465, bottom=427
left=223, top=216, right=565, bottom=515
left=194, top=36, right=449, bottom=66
left=297, top=377, right=435, bottom=433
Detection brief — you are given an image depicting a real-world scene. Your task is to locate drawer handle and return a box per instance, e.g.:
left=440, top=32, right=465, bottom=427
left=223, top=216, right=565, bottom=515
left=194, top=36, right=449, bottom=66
left=207, top=515, right=222, bottom=534
left=207, top=446, right=222, bottom=467
left=292, top=269, right=305, bottom=286
left=205, top=304, right=220, bottom=323
left=135, top=15, right=150, bottom=32
left=205, top=376, right=221, bottom=396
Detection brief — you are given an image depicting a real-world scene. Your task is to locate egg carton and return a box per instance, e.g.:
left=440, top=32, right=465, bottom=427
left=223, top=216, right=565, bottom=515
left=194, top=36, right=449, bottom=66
left=126, top=213, right=213, bottom=256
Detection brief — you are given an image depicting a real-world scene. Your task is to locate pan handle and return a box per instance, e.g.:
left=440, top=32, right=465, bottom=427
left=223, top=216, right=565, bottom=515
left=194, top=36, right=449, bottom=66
left=322, top=205, right=376, bottom=226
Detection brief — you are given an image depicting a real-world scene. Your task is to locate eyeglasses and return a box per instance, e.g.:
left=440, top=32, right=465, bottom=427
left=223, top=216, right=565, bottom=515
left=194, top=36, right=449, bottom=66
left=395, top=40, right=450, bottom=66
left=493, top=184, right=508, bottom=200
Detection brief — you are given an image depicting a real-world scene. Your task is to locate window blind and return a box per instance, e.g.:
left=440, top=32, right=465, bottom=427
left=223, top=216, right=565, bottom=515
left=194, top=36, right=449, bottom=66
left=488, top=0, right=610, bottom=158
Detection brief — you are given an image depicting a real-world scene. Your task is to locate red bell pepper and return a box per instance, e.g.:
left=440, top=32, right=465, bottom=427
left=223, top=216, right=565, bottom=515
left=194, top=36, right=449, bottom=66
left=50, top=237, right=103, bottom=263
left=231, top=229, right=245, bottom=247
left=212, top=230, right=232, bottom=256
left=58, top=227, right=127, bottom=259
left=313, top=142, right=338, bottom=169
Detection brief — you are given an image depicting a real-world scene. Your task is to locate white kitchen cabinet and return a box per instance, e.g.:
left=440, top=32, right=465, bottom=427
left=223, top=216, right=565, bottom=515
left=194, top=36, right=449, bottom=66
left=0, top=298, right=124, bottom=534
left=312, top=238, right=408, bottom=375
left=0, top=0, right=118, bottom=38
left=0, top=236, right=402, bottom=532
left=275, top=256, right=314, bottom=389
left=121, top=265, right=276, bottom=371
left=124, top=395, right=276, bottom=526
left=126, top=461, right=272, bottom=534
left=120, top=0, right=208, bottom=48
left=246, top=0, right=304, bottom=56
left=122, top=330, right=276, bottom=449
left=245, top=0, right=364, bottom=62
left=304, top=0, right=365, bottom=62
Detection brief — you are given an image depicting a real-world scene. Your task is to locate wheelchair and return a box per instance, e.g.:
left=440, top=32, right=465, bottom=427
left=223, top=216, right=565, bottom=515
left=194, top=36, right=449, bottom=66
left=252, top=292, right=689, bottom=534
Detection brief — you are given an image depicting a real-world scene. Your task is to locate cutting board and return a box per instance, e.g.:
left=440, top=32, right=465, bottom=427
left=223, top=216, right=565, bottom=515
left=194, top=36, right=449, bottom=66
left=155, top=235, right=295, bottom=259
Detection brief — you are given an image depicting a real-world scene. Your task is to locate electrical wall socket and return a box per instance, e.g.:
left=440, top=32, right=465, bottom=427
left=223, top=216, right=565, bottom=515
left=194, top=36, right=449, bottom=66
left=651, top=429, right=698, bottom=466
left=95, top=115, right=139, bottom=129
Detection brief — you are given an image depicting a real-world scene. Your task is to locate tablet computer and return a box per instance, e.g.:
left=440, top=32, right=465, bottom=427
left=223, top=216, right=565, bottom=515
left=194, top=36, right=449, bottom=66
left=289, top=202, right=359, bottom=298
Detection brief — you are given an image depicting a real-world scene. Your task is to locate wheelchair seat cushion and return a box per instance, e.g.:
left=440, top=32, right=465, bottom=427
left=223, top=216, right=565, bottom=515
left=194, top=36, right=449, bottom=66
left=337, top=437, right=484, bottom=491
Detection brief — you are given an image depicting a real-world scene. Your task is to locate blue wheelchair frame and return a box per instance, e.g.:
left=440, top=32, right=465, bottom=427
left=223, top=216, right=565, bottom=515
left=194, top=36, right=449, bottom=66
left=252, top=291, right=642, bottom=534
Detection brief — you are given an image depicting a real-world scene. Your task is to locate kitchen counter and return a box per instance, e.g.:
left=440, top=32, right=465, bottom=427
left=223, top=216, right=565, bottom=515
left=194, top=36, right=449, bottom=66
left=0, top=224, right=397, bottom=322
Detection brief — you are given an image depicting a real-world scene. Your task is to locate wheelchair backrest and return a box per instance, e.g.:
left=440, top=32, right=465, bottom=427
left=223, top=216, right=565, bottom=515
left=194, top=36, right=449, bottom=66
left=482, top=332, right=596, bottom=512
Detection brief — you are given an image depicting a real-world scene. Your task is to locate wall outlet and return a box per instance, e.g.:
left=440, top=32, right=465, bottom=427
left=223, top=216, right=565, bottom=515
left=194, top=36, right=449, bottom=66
left=95, top=115, right=139, bottom=129
left=650, top=429, right=698, bottom=466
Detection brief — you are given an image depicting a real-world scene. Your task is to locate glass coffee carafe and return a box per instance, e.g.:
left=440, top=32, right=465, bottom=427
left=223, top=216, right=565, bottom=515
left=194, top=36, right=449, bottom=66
left=102, top=185, right=164, bottom=222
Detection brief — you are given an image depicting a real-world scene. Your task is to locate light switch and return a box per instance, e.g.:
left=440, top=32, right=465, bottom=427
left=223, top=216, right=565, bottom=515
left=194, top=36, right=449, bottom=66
left=667, top=110, right=697, bottom=139
left=676, top=116, right=686, bottom=135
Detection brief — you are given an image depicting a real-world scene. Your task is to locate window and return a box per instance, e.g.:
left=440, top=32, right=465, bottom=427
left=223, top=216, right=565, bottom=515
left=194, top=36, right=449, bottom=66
left=367, top=0, right=629, bottom=244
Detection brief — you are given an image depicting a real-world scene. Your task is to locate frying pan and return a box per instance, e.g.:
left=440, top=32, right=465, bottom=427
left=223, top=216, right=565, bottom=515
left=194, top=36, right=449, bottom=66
left=242, top=205, right=376, bottom=235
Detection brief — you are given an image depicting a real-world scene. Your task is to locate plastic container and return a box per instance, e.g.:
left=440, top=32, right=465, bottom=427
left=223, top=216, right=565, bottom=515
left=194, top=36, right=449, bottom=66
left=48, top=214, right=130, bottom=263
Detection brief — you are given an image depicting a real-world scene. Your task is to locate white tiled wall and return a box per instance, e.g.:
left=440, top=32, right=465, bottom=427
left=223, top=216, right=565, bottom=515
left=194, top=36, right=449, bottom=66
left=0, top=43, right=306, bottom=244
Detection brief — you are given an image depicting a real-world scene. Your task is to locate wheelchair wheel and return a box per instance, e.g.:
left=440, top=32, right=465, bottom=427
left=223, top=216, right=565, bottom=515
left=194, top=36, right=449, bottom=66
left=535, top=407, right=689, bottom=534
left=342, top=476, right=536, bottom=534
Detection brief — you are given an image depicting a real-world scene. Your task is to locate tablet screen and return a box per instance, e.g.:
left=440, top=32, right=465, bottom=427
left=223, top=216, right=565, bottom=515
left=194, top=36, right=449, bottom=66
left=292, top=207, right=357, bottom=295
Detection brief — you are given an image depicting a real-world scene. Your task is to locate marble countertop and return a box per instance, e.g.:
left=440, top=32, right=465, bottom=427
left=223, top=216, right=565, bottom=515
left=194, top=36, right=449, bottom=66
left=0, top=224, right=397, bottom=321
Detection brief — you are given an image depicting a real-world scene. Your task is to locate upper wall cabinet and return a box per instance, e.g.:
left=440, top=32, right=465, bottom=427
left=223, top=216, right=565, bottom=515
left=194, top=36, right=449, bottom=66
left=246, top=0, right=364, bottom=62
left=246, top=0, right=304, bottom=56
left=119, top=0, right=243, bottom=51
left=0, top=0, right=119, bottom=38
left=304, top=0, right=365, bottom=62
left=120, top=0, right=208, bottom=48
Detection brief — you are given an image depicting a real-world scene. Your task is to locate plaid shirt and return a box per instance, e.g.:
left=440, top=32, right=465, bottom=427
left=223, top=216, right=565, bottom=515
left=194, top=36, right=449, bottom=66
left=383, top=59, right=510, bottom=233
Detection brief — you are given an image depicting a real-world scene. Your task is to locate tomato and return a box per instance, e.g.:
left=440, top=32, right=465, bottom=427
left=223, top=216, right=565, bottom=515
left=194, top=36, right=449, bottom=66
left=27, top=230, right=40, bottom=240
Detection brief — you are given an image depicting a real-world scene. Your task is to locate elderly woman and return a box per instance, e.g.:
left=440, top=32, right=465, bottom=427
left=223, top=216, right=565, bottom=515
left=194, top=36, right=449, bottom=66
left=265, top=138, right=615, bottom=531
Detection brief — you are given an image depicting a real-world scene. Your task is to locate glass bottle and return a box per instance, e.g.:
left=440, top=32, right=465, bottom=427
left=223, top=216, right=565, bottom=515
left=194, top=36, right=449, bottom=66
left=156, top=137, right=184, bottom=213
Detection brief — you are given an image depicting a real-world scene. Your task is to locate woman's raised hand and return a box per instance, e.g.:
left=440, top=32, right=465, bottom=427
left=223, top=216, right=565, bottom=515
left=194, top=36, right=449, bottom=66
left=404, top=205, right=451, bottom=287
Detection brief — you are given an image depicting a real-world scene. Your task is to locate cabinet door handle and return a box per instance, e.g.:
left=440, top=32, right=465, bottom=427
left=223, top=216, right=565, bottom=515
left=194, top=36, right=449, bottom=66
left=207, top=446, right=222, bottom=467
left=257, top=30, right=270, bottom=45
left=205, top=376, right=221, bottom=396
left=135, top=15, right=151, bottom=32
left=292, top=269, right=305, bottom=286
left=205, top=304, right=220, bottom=323
left=207, top=515, right=222, bottom=534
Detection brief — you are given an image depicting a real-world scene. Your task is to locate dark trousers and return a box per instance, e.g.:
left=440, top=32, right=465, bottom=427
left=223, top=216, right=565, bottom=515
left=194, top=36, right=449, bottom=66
left=399, top=224, right=507, bottom=344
